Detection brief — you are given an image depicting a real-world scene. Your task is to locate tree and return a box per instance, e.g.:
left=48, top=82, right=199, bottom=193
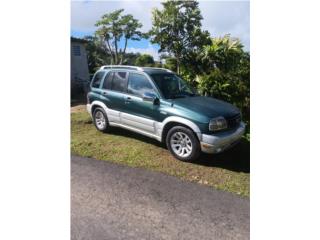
left=95, top=9, right=144, bottom=65
left=149, top=0, right=210, bottom=74
left=83, top=35, right=112, bottom=74
left=84, top=36, right=141, bottom=73
left=135, top=54, right=155, bottom=66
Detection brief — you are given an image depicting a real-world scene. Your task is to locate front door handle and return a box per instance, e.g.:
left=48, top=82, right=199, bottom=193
left=102, top=91, right=107, bottom=95
left=125, top=96, right=132, bottom=104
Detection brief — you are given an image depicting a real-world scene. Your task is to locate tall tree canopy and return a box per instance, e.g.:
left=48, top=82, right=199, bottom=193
left=149, top=0, right=210, bottom=73
left=95, top=9, right=144, bottom=64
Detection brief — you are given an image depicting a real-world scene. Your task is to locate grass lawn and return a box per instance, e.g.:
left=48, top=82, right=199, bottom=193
left=71, top=105, right=250, bottom=197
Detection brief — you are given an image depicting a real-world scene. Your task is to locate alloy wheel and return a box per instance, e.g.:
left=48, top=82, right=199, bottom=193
left=95, top=111, right=106, bottom=130
left=170, top=131, right=193, bottom=158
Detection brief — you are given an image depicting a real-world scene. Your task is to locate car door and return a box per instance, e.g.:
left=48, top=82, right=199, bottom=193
left=100, top=70, right=128, bottom=123
left=121, top=72, right=160, bottom=133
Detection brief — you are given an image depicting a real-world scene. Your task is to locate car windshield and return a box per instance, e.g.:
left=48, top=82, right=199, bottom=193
left=150, top=73, right=198, bottom=99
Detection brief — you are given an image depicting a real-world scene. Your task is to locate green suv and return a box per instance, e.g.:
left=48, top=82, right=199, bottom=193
left=87, top=65, right=245, bottom=162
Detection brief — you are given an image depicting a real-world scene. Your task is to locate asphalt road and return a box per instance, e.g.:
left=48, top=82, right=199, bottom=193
left=71, top=155, right=249, bottom=240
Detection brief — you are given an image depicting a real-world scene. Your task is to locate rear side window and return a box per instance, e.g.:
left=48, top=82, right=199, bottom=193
left=102, top=72, right=114, bottom=90
left=128, top=73, right=155, bottom=97
left=111, top=72, right=128, bottom=92
left=91, top=71, right=105, bottom=88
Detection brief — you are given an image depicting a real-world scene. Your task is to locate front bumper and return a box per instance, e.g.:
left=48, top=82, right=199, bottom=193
left=200, top=122, right=245, bottom=154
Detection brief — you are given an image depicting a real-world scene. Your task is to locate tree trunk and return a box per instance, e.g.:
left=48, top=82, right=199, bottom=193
left=176, top=57, right=180, bottom=74
left=120, top=38, right=128, bottom=65
left=114, top=37, right=119, bottom=64
left=105, top=39, right=115, bottom=64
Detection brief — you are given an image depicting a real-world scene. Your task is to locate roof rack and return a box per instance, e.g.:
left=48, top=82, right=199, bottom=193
left=141, top=67, right=173, bottom=73
left=99, top=65, right=143, bottom=71
left=99, top=65, right=173, bottom=73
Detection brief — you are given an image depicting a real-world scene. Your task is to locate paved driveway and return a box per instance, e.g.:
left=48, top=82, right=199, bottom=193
left=71, top=155, right=249, bottom=240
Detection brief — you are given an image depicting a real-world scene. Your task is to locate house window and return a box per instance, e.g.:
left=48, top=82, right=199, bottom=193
left=72, top=45, right=81, bottom=56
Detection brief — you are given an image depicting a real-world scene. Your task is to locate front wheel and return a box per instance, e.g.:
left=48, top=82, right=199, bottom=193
left=166, top=126, right=200, bottom=162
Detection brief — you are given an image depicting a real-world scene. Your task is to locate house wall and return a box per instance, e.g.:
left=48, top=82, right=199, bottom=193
left=71, top=41, right=90, bottom=84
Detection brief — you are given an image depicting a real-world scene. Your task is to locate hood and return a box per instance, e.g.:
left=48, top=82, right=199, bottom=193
left=171, top=96, right=240, bottom=119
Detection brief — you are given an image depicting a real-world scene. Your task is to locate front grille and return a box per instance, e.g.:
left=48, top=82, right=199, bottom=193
left=226, top=114, right=241, bottom=129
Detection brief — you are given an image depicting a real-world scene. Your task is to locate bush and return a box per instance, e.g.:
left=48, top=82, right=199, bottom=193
left=135, top=54, right=155, bottom=66
left=164, top=57, right=177, bottom=72
left=198, top=69, right=250, bottom=122
left=196, top=36, right=250, bottom=125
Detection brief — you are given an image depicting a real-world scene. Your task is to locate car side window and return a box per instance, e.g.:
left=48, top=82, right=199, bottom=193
left=102, top=72, right=114, bottom=90
left=111, top=71, right=128, bottom=92
left=91, top=71, right=105, bottom=88
left=128, top=73, right=155, bottom=97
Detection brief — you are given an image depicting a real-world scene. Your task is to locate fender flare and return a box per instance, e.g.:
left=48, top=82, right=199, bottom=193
left=161, top=116, right=202, bottom=141
left=90, top=100, right=109, bottom=115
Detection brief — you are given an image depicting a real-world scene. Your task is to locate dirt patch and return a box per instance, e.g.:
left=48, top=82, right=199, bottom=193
left=71, top=104, right=87, bottom=113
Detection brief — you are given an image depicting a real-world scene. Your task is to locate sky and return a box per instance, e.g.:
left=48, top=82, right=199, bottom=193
left=71, top=0, right=250, bottom=60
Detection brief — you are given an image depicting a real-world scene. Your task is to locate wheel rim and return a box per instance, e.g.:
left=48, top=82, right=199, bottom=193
left=170, top=131, right=193, bottom=158
left=95, top=111, right=106, bottom=130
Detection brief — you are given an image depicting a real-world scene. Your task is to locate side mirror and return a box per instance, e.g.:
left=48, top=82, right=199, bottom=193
left=142, top=92, right=159, bottom=105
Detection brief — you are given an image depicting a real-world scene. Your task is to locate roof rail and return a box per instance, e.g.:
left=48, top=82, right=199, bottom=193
left=99, top=65, right=143, bottom=71
left=141, top=67, right=173, bottom=73
left=99, top=65, right=174, bottom=73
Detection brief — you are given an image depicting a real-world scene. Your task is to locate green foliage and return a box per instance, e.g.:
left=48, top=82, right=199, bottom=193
left=122, top=52, right=141, bottom=65
left=95, top=9, right=144, bottom=64
left=149, top=0, right=210, bottom=73
left=163, top=57, right=177, bottom=72
left=153, top=62, right=163, bottom=68
left=197, top=35, right=250, bottom=122
left=83, top=35, right=112, bottom=73
left=135, top=54, right=155, bottom=66
left=84, top=36, right=142, bottom=73
left=202, top=35, right=245, bottom=73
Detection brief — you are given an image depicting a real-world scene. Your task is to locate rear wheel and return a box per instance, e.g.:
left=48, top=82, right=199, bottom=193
left=166, top=126, right=200, bottom=162
left=93, top=107, right=109, bottom=133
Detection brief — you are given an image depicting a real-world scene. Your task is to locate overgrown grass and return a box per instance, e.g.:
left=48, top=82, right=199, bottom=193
left=71, top=106, right=250, bottom=197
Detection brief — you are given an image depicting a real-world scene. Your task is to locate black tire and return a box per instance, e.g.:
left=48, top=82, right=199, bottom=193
left=166, top=126, right=200, bottom=162
left=92, top=107, right=110, bottom=133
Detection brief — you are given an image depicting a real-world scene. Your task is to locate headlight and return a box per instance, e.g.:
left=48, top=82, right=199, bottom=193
left=209, top=117, right=227, bottom=131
